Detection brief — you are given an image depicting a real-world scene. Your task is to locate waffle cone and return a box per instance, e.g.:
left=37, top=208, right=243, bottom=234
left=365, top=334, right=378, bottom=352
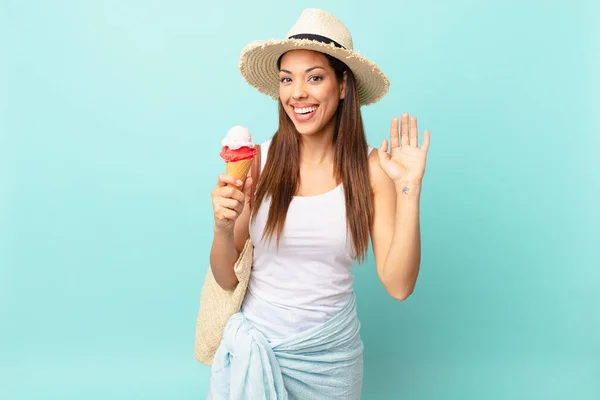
left=225, top=159, right=253, bottom=187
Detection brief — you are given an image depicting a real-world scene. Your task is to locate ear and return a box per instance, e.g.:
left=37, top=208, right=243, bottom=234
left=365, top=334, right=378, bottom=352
left=339, top=71, right=347, bottom=100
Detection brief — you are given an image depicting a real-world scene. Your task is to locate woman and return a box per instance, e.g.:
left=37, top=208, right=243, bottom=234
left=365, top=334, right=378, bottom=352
left=208, top=8, right=430, bottom=399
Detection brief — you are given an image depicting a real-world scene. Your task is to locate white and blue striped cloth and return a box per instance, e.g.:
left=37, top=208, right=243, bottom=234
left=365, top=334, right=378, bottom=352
left=208, top=293, right=364, bottom=399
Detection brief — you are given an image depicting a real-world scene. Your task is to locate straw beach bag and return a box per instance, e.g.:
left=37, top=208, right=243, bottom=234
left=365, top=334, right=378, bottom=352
left=194, top=145, right=261, bottom=366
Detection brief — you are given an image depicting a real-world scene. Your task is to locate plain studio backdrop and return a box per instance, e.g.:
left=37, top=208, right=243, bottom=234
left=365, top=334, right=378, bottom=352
left=1, top=0, right=598, bottom=399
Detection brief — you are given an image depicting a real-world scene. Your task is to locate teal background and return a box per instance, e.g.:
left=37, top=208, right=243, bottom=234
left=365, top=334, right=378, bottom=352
left=2, top=0, right=599, bottom=399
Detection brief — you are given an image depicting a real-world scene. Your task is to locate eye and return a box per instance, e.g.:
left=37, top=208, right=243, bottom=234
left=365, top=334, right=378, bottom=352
left=280, top=77, right=291, bottom=83
left=309, top=75, right=323, bottom=82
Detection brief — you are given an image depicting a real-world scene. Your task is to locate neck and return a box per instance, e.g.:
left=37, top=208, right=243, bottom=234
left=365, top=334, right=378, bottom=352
left=298, top=118, right=336, bottom=166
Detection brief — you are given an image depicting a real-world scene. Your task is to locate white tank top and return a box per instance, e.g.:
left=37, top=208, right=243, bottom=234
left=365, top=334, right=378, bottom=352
left=241, top=138, right=374, bottom=343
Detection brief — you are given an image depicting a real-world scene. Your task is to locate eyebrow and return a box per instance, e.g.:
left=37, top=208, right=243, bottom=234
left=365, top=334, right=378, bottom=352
left=279, top=66, right=325, bottom=74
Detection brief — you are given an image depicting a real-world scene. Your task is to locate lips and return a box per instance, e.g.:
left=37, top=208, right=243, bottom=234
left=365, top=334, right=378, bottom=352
left=292, top=105, right=319, bottom=122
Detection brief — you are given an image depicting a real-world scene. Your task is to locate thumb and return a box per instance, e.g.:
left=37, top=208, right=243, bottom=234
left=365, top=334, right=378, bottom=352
left=378, top=138, right=390, bottom=164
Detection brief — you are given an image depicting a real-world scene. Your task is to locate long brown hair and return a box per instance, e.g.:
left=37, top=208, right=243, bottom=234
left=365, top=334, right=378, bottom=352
left=251, top=53, right=374, bottom=263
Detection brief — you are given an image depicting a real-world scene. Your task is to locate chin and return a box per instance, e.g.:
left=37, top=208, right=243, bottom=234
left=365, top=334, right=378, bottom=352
left=293, top=123, right=320, bottom=136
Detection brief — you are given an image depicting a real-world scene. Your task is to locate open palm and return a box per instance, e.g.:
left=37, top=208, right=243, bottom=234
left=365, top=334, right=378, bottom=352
left=378, top=112, right=430, bottom=185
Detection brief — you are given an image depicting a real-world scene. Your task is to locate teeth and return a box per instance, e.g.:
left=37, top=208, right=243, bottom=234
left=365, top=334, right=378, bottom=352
left=294, top=106, right=317, bottom=114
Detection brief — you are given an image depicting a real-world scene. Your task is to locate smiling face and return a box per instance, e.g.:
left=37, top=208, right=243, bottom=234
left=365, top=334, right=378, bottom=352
left=278, top=50, right=346, bottom=137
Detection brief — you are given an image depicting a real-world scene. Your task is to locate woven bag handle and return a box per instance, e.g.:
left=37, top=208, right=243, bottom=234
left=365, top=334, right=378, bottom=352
left=249, top=144, right=261, bottom=211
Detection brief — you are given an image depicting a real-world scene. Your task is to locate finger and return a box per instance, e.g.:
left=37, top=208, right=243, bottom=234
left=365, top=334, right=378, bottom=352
left=216, top=207, right=238, bottom=221
left=422, top=130, right=431, bottom=153
left=410, top=116, right=418, bottom=148
left=232, top=185, right=246, bottom=203
left=219, top=197, right=243, bottom=212
left=400, top=112, right=409, bottom=147
left=378, top=138, right=391, bottom=163
left=219, top=185, right=245, bottom=203
left=218, top=174, right=243, bottom=188
left=389, top=116, right=400, bottom=149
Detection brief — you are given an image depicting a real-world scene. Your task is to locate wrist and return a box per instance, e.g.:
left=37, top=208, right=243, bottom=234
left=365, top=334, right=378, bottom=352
left=394, top=181, right=422, bottom=198
left=214, top=224, right=234, bottom=237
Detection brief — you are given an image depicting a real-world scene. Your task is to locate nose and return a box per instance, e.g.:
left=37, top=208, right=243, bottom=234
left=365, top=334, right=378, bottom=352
left=291, top=80, right=307, bottom=100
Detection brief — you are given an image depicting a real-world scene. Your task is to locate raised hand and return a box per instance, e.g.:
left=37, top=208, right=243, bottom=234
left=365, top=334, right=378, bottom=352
left=377, top=112, right=430, bottom=185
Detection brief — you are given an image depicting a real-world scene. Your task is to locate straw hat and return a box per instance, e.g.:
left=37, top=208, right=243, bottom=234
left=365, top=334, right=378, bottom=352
left=238, top=8, right=390, bottom=106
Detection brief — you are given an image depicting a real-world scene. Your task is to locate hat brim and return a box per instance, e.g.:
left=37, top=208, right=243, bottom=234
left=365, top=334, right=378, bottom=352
left=238, top=38, right=390, bottom=106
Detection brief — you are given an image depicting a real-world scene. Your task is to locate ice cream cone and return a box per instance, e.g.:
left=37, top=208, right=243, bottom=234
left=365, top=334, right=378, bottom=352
left=220, top=125, right=256, bottom=188
left=226, top=159, right=253, bottom=187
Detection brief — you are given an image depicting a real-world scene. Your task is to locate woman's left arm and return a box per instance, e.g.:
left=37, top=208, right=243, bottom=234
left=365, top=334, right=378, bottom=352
left=369, top=112, right=430, bottom=300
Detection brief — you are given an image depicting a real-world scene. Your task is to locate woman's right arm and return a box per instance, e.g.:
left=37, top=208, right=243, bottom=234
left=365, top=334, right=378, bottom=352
left=209, top=168, right=254, bottom=291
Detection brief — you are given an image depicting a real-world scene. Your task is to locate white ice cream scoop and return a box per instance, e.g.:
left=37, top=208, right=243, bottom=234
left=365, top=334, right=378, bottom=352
left=221, top=125, right=255, bottom=150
